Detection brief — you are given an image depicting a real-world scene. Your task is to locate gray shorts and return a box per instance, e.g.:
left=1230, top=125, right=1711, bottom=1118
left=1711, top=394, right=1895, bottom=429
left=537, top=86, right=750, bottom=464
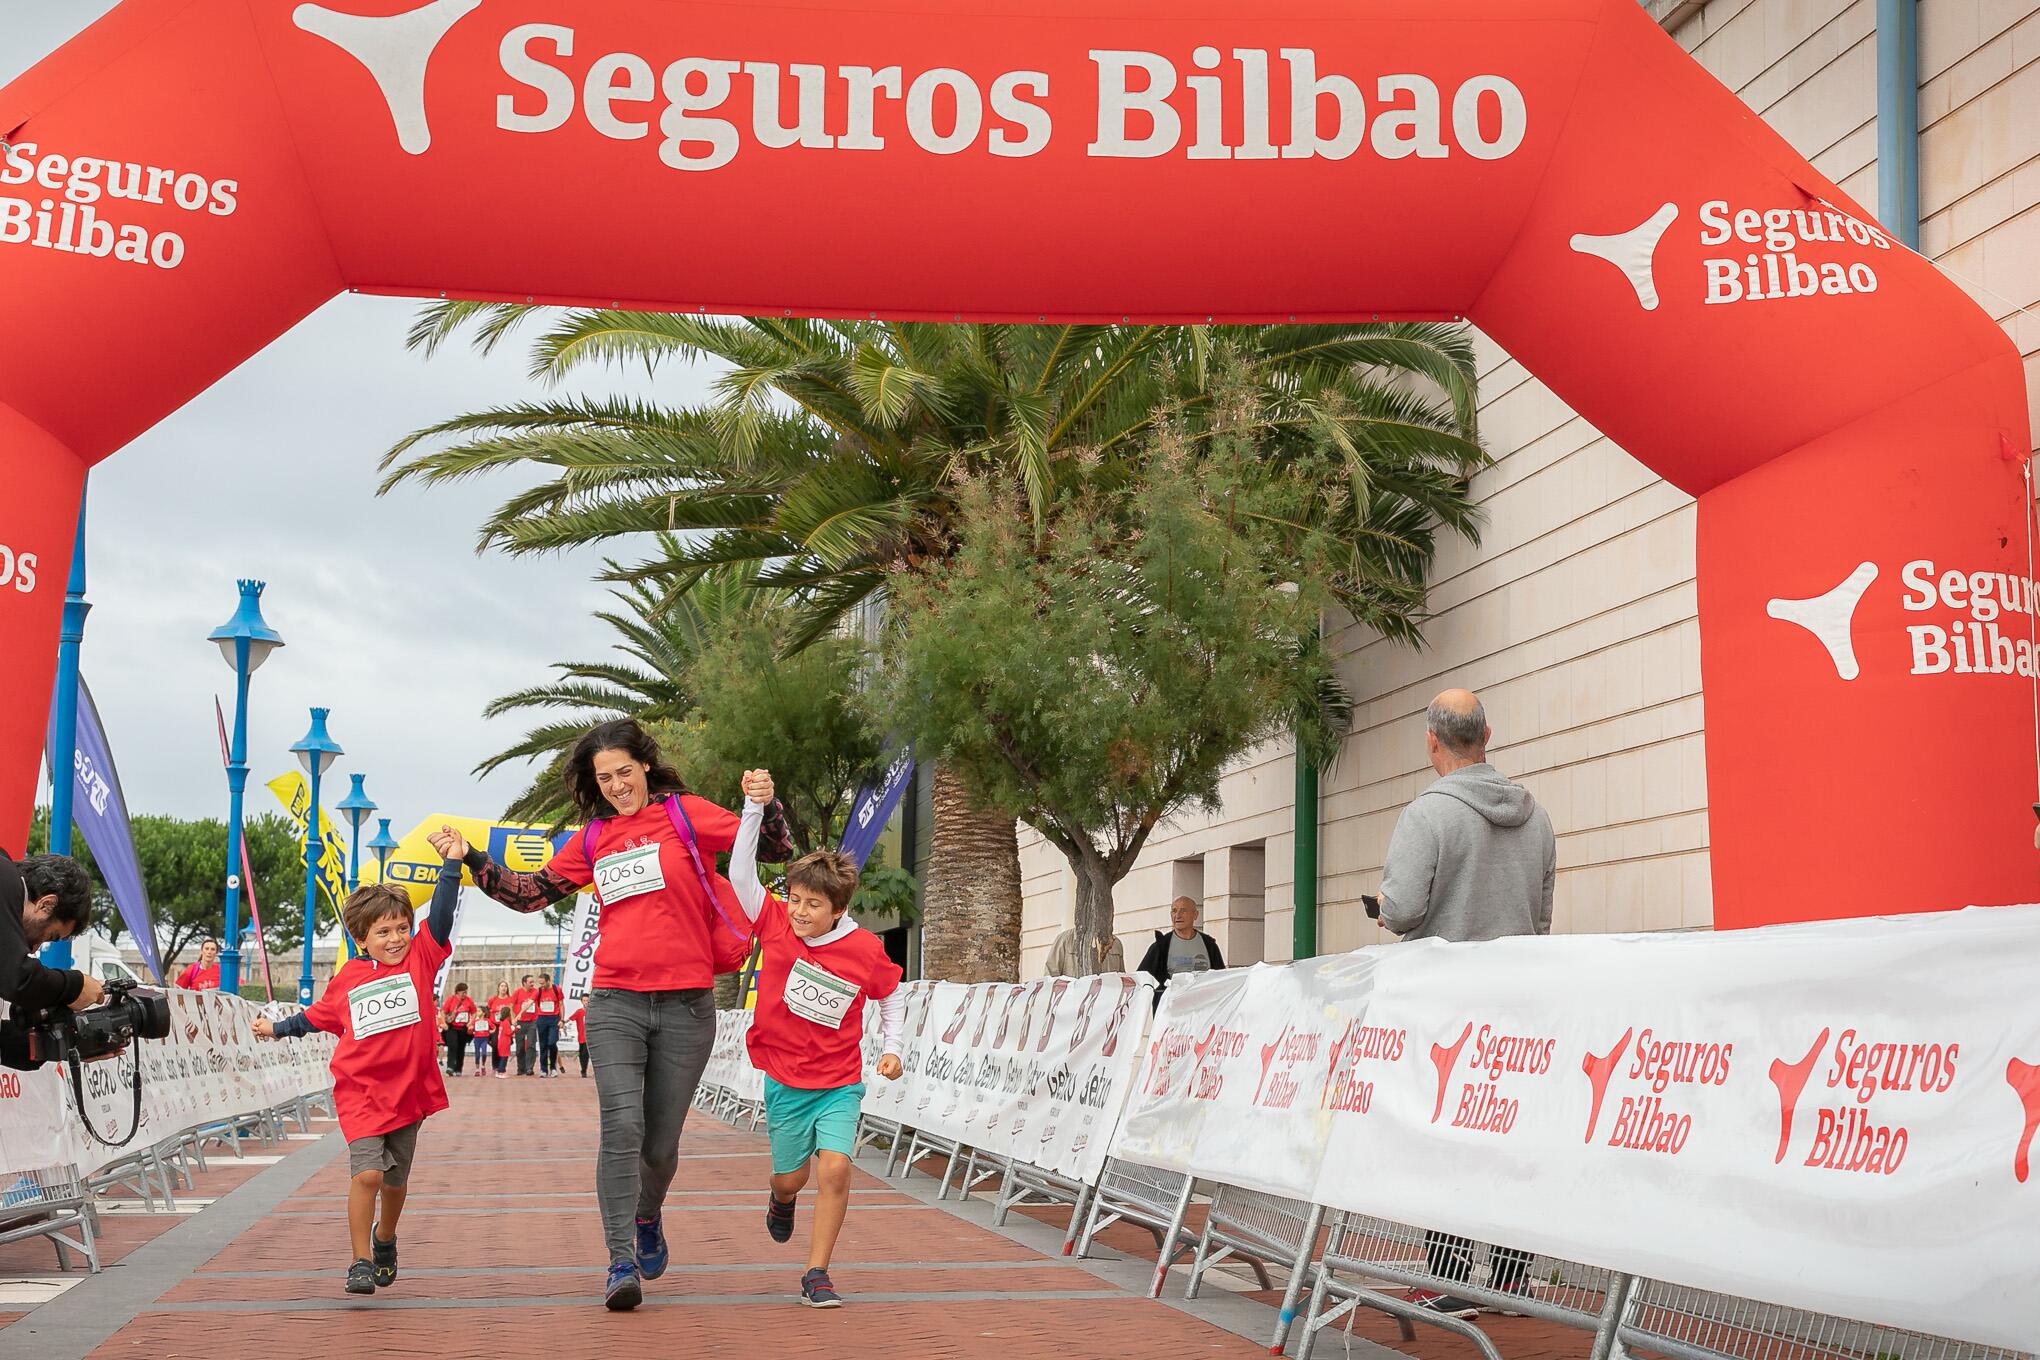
left=347, top=1120, right=422, bottom=1187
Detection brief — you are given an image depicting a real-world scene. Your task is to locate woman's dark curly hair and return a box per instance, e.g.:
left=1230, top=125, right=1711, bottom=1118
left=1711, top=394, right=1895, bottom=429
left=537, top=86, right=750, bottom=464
left=564, top=718, right=689, bottom=819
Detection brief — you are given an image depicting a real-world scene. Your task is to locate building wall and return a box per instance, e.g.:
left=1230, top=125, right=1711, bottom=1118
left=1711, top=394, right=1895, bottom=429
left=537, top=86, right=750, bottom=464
left=1019, top=0, right=2040, bottom=978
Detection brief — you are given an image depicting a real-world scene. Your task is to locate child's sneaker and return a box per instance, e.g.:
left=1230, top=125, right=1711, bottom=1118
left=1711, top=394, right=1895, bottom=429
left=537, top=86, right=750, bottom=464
left=345, top=1259, right=376, bottom=1295
left=634, top=1213, right=668, bottom=1279
left=604, top=1261, right=643, bottom=1311
left=800, top=1267, right=842, bottom=1308
left=765, top=1194, right=796, bottom=1244
left=371, top=1226, right=397, bottom=1287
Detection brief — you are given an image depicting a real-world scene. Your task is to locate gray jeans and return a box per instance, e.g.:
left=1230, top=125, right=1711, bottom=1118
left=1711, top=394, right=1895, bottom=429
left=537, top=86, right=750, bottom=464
left=584, top=987, right=715, bottom=1265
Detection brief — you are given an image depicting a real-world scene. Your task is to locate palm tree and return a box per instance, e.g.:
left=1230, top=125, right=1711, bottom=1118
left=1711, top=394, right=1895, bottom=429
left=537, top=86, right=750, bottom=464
left=474, top=553, right=765, bottom=825
left=383, top=312, right=1485, bottom=983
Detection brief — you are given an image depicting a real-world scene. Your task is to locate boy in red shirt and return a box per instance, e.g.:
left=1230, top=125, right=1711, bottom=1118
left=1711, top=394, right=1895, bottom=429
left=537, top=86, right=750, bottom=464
left=511, top=975, right=538, bottom=1076
left=731, top=769, right=903, bottom=1308
left=253, top=857, right=460, bottom=1296
left=570, top=1003, right=590, bottom=1078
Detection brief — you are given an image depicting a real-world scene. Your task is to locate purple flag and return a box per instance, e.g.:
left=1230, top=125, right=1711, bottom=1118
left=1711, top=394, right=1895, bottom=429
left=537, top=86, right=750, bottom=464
left=838, top=745, right=915, bottom=870
left=46, top=677, right=161, bottom=982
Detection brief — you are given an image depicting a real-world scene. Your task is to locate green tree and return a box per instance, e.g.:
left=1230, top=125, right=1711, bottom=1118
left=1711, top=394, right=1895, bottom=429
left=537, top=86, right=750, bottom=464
left=879, top=424, right=1351, bottom=968
left=383, top=312, right=1482, bottom=981
left=656, top=614, right=883, bottom=851
left=29, top=808, right=307, bottom=975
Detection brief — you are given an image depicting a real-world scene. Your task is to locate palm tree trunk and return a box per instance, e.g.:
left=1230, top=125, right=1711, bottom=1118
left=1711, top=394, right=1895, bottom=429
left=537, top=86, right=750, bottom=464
left=920, top=760, right=1023, bottom=983
left=712, top=973, right=743, bottom=1009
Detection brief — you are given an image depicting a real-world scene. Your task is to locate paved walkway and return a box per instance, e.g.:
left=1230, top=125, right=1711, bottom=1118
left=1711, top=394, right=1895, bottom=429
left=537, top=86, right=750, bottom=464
left=0, top=1074, right=1592, bottom=1358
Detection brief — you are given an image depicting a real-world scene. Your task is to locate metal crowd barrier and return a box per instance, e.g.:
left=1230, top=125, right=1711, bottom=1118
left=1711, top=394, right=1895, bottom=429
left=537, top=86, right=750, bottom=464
left=715, top=1024, right=2034, bottom=1360
left=1074, top=1157, right=1201, bottom=1297
left=1183, top=1186, right=1308, bottom=1349
left=989, top=1155, right=1094, bottom=1255
left=1618, top=1279, right=2032, bottom=1360
left=0, top=1164, right=99, bottom=1272
left=1298, top=1208, right=1626, bottom=1360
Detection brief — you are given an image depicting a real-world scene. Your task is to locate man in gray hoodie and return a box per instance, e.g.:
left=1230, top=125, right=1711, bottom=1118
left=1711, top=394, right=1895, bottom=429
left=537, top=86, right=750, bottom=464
left=1377, top=688, right=1553, bottom=1320
left=1379, top=689, right=1554, bottom=942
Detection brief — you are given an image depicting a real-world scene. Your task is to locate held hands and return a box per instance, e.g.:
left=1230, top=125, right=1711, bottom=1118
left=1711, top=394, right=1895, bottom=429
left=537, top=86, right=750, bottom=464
left=427, top=824, right=470, bottom=861
left=877, top=1053, right=903, bottom=1081
left=741, top=768, right=775, bottom=806
left=251, top=1016, right=275, bottom=1040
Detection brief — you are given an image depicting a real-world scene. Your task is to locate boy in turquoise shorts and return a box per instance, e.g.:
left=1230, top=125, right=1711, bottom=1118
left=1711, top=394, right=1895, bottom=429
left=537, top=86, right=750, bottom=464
left=731, top=769, right=903, bottom=1307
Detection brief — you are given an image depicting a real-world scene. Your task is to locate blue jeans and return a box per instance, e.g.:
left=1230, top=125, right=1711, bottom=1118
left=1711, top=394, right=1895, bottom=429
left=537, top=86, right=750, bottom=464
left=536, top=1015, right=560, bottom=1073
left=584, top=987, right=714, bottom=1265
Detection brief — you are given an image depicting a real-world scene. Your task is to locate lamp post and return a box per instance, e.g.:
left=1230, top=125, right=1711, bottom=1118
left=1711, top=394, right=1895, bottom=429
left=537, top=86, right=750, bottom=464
left=366, top=817, right=399, bottom=884
left=336, top=774, right=377, bottom=895
left=207, top=580, right=284, bottom=994
left=289, top=709, right=342, bottom=1006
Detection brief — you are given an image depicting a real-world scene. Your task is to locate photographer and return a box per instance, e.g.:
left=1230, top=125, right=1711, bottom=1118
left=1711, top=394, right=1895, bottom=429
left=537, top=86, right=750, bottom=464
left=0, top=846, right=105, bottom=1070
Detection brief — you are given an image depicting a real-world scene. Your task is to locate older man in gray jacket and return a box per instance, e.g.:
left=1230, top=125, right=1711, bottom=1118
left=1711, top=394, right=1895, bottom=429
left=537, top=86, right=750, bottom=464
left=1377, top=687, right=1554, bottom=1319
left=1379, top=688, right=1554, bottom=942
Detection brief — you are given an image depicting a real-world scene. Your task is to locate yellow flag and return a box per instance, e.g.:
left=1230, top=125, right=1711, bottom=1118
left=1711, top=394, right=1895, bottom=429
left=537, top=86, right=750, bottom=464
left=265, top=772, right=357, bottom=960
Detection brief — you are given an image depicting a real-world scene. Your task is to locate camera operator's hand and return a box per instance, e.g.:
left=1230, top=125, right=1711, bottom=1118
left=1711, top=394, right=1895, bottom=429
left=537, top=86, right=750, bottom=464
left=83, top=1044, right=129, bottom=1064
left=68, top=974, right=105, bottom=1010
left=251, top=1016, right=275, bottom=1040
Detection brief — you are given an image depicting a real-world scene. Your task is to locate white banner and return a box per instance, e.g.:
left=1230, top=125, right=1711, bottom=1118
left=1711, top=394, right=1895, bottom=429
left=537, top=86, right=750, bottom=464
left=0, top=989, right=334, bottom=1178
left=1108, top=906, right=2040, bottom=1352
left=560, top=891, right=600, bottom=1018
left=859, top=974, right=1154, bottom=1183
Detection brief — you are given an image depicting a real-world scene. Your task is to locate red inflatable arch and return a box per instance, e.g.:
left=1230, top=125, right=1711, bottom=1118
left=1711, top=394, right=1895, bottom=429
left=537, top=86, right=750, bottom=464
left=1, top=0, right=2032, bottom=928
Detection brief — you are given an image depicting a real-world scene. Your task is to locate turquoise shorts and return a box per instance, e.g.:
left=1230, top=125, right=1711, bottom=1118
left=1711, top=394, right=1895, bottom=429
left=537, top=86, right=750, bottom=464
left=763, top=1076, right=865, bottom=1174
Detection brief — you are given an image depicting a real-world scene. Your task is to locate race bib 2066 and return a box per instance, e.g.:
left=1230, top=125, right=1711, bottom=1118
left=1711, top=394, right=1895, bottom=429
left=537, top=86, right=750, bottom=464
left=350, top=974, right=423, bottom=1040
left=594, top=843, right=666, bottom=907
left=785, top=957, right=858, bottom=1030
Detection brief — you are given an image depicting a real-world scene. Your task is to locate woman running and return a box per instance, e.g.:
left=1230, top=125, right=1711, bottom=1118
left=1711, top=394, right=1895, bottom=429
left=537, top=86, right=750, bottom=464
left=429, top=718, right=789, bottom=1310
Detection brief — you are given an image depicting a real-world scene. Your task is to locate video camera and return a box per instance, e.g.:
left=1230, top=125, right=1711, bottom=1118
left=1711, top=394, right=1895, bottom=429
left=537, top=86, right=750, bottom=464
left=27, top=978, right=170, bottom=1065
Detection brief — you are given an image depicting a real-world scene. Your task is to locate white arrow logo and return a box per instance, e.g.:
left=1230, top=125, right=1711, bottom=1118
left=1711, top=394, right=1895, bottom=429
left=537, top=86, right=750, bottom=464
left=1767, top=562, right=1878, bottom=681
left=1570, top=203, right=1680, bottom=311
left=293, top=0, right=482, bottom=155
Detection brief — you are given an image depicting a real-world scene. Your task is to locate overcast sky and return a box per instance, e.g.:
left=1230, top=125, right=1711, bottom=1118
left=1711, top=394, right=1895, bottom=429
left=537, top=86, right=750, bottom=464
left=5, top=5, right=723, bottom=942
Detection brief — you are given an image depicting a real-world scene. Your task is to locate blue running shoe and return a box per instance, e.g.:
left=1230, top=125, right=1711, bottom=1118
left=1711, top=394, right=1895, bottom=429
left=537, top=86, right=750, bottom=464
left=635, top=1213, right=669, bottom=1279
left=800, top=1267, right=842, bottom=1308
left=766, top=1195, right=796, bottom=1244
left=604, top=1261, right=643, bottom=1311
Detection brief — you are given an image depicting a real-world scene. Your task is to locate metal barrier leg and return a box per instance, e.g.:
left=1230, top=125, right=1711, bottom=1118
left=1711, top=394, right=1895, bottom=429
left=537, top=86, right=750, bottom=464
left=1148, top=1176, right=1197, bottom=1299
left=937, top=1145, right=965, bottom=1200
left=1294, top=1223, right=1343, bottom=1360
left=1270, top=1203, right=1327, bottom=1355
left=1060, top=1181, right=1093, bottom=1256
left=1588, top=1272, right=1635, bottom=1360
left=1184, top=1206, right=1222, bottom=1300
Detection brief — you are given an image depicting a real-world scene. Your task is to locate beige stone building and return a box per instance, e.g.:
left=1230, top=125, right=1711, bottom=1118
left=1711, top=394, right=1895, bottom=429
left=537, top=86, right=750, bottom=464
left=1019, top=0, right=2040, bottom=976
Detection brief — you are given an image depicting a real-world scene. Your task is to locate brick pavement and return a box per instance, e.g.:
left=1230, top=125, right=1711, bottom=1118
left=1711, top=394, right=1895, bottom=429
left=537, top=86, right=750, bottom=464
left=0, top=1073, right=1603, bottom=1359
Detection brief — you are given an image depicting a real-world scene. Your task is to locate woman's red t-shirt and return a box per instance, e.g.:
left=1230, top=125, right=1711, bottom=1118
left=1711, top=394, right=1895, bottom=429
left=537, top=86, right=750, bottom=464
left=299, top=927, right=452, bottom=1141
left=177, top=962, right=220, bottom=991
left=443, top=995, right=476, bottom=1030
left=541, top=796, right=742, bottom=992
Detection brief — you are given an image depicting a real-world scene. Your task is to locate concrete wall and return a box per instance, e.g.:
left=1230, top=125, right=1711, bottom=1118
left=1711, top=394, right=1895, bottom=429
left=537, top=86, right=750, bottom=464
left=1018, top=0, right=2040, bottom=978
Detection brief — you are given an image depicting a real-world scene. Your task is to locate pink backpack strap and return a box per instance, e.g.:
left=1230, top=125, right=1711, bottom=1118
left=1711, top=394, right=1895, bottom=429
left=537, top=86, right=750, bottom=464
left=661, top=795, right=751, bottom=944
left=580, top=817, right=605, bottom=866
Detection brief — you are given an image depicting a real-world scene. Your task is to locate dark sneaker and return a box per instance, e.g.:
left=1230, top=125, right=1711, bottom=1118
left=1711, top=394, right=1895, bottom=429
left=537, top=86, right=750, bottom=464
left=634, top=1213, right=669, bottom=1280
left=345, top=1259, right=376, bottom=1295
left=765, top=1194, right=796, bottom=1244
left=604, top=1261, right=643, bottom=1311
left=370, top=1225, right=398, bottom=1287
left=1494, top=1277, right=1535, bottom=1317
left=800, top=1267, right=842, bottom=1308
left=1406, top=1289, right=1479, bottom=1319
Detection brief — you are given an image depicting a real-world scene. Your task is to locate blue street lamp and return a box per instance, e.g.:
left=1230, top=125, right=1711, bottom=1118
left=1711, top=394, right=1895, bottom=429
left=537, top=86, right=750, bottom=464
left=335, top=774, right=377, bottom=895
left=290, top=709, right=342, bottom=1006
left=366, top=817, right=400, bottom=884
left=207, top=580, right=284, bottom=994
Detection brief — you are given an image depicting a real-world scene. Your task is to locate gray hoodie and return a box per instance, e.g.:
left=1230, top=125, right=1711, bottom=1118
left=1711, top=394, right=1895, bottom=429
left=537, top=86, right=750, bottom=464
left=1378, top=763, right=1554, bottom=942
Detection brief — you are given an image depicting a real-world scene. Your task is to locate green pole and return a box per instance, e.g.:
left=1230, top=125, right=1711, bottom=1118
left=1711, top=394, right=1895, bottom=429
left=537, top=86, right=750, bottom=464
left=1293, top=742, right=1319, bottom=961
